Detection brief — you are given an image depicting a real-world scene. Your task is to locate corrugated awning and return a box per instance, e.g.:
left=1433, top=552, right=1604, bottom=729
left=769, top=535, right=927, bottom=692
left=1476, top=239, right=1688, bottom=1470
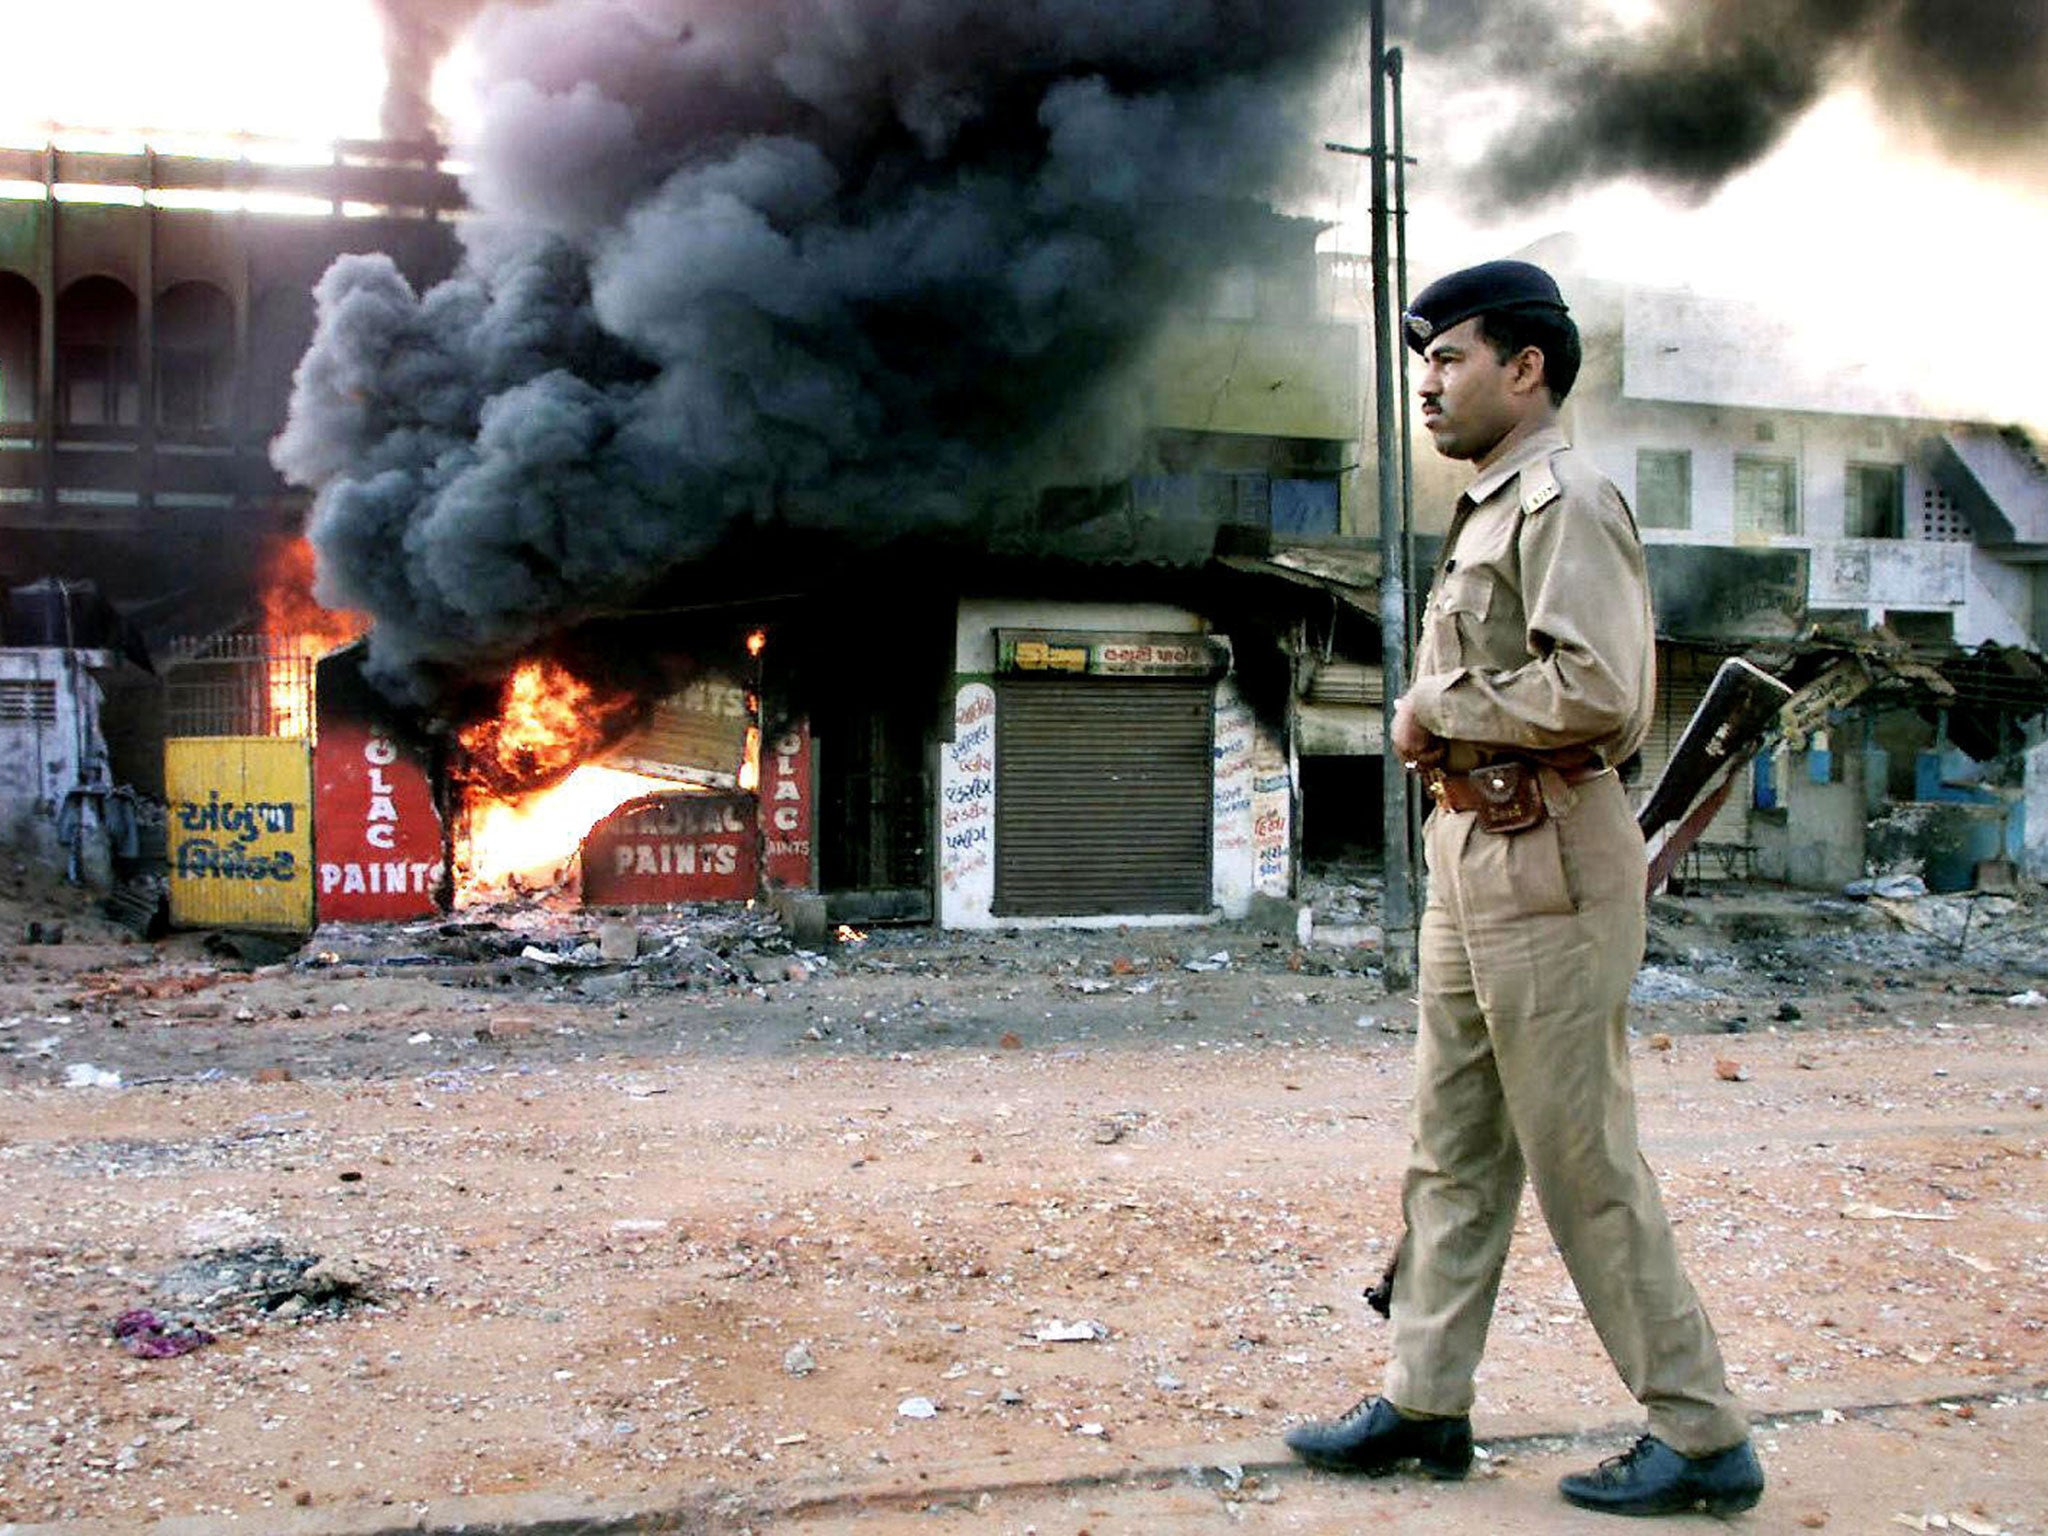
left=1216, top=548, right=1380, bottom=611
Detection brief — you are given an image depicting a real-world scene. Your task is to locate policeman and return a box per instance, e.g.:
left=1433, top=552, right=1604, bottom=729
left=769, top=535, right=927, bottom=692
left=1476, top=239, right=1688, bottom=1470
left=1283, top=260, right=1764, bottom=1517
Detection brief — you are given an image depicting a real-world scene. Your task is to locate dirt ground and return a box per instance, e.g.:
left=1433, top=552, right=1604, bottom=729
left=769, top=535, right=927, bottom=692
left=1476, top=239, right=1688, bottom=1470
left=1, top=863, right=2046, bottom=1533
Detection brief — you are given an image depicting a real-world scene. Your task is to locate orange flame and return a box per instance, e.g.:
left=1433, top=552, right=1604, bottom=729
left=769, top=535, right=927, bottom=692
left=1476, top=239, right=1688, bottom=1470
left=258, top=537, right=366, bottom=738
left=747, top=628, right=767, bottom=657
left=456, top=658, right=643, bottom=798
left=462, top=764, right=677, bottom=893
left=453, top=658, right=665, bottom=896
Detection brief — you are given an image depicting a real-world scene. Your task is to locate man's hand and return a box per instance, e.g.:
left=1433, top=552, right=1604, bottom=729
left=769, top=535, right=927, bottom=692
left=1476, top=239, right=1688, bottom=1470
left=1391, top=694, right=1443, bottom=771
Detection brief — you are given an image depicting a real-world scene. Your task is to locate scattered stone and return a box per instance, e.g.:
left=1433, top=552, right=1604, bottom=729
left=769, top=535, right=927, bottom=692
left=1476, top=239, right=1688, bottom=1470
left=1031, top=1319, right=1108, bottom=1343
left=896, top=1396, right=938, bottom=1419
left=598, top=919, right=641, bottom=962
left=783, top=1344, right=817, bottom=1377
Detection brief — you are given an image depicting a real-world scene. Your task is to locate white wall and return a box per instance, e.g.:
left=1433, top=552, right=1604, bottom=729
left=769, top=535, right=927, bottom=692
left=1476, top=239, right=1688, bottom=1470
left=1961, top=549, right=2036, bottom=649
left=0, top=648, right=109, bottom=861
left=2026, top=739, right=2048, bottom=882
left=1571, top=397, right=2045, bottom=645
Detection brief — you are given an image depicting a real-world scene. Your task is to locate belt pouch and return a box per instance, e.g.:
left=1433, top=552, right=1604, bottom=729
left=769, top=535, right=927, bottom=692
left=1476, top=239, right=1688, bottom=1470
left=1472, top=760, right=1546, bottom=834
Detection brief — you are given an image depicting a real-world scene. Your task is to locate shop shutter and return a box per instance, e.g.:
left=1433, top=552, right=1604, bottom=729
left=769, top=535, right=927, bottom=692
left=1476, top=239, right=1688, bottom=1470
left=994, top=678, right=1213, bottom=916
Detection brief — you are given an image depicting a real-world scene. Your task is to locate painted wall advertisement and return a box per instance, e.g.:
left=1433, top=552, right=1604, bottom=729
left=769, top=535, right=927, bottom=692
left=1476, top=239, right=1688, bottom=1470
left=581, top=792, right=759, bottom=906
left=1210, top=682, right=1256, bottom=914
left=166, top=737, right=315, bottom=933
left=314, top=718, right=444, bottom=922
left=1252, top=763, right=1292, bottom=898
left=938, top=682, right=996, bottom=924
left=759, top=720, right=815, bottom=890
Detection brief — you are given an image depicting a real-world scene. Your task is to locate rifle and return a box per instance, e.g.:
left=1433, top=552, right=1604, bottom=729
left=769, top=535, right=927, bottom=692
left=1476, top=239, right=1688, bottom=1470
left=1637, top=657, right=1794, bottom=892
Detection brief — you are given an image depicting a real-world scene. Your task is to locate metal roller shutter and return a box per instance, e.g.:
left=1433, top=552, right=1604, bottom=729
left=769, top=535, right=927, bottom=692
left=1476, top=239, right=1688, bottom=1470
left=994, top=678, right=1214, bottom=916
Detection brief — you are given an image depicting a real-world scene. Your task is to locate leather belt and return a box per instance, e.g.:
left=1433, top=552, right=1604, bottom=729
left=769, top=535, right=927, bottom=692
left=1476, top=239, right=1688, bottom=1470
left=1422, top=756, right=1610, bottom=814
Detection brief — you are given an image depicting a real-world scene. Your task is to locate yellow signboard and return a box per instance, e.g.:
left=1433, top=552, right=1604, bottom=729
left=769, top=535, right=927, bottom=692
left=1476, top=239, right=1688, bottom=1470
left=166, top=737, right=315, bottom=933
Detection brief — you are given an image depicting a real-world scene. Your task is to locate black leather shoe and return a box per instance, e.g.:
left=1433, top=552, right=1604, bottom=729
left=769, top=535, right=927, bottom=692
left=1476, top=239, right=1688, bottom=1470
left=1283, top=1396, right=1473, bottom=1478
left=1559, top=1435, right=1764, bottom=1517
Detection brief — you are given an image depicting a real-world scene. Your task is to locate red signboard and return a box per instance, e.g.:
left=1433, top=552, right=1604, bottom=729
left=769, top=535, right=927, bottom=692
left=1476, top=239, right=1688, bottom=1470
left=313, top=716, right=444, bottom=921
left=759, top=720, right=814, bottom=890
left=581, top=792, right=758, bottom=907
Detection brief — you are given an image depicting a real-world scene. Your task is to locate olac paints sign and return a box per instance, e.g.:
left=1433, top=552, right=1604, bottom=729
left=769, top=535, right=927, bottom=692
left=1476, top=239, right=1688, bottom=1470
left=760, top=721, right=813, bottom=889
left=582, top=792, right=758, bottom=906
left=314, top=719, right=444, bottom=921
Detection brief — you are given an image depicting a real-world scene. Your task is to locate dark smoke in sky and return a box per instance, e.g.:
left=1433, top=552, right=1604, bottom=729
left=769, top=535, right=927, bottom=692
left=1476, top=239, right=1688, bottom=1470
left=1422, top=0, right=2048, bottom=206
left=371, top=0, right=495, bottom=141
left=278, top=0, right=1356, bottom=704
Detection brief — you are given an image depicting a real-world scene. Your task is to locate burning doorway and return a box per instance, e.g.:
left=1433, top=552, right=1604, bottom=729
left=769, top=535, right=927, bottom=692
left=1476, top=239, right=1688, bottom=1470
left=449, top=648, right=761, bottom=906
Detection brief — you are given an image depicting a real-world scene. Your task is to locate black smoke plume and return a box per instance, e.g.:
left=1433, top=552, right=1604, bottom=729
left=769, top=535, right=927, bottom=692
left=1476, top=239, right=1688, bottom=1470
left=278, top=0, right=1356, bottom=705
left=1428, top=0, right=2048, bottom=206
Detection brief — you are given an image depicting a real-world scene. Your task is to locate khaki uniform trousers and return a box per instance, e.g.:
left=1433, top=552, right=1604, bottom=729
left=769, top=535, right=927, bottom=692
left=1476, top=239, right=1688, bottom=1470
left=1382, top=771, right=1750, bottom=1455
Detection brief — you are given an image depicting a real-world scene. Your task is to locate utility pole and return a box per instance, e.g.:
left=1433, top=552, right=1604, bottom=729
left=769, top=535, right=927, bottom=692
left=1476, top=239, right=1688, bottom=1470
left=1323, top=2, right=1417, bottom=990
left=1390, top=44, right=1424, bottom=935
left=1368, top=0, right=1415, bottom=990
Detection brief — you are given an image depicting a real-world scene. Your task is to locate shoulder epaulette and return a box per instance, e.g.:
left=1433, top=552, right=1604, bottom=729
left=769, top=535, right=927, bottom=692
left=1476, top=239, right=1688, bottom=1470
left=1518, top=455, right=1563, bottom=516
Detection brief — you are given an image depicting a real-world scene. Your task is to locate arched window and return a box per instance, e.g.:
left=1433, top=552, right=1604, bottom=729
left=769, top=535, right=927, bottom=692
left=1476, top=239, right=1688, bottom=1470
left=156, top=280, right=236, bottom=435
left=0, top=272, right=39, bottom=426
left=56, top=276, right=140, bottom=428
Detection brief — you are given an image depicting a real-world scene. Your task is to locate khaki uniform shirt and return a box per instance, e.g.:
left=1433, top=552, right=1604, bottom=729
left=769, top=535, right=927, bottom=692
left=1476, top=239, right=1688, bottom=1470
left=1406, top=425, right=1655, bottom=766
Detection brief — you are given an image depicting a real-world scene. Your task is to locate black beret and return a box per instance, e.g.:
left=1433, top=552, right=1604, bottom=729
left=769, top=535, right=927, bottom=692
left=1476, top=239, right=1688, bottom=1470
left=1402, top=259, right=1569, bottom=354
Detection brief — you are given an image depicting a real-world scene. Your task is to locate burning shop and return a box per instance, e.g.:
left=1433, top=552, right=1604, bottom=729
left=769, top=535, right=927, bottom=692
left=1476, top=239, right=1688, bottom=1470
left=310, top=618, right=802, bottom=922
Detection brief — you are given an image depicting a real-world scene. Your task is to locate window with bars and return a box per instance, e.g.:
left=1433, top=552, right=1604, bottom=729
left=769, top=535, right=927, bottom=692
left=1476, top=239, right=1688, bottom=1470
left=0, top=679, right=58, bottom=725
left=1734, top=454, right=1799, bottom=536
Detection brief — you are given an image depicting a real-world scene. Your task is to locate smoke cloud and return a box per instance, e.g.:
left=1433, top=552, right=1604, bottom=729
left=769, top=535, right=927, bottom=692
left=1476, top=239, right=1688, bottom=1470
left=370, top=0, right=497, bottom=142
left=278, top=0, right=1355, bottom=704
left=1430, top=0, right=2048, bottom=205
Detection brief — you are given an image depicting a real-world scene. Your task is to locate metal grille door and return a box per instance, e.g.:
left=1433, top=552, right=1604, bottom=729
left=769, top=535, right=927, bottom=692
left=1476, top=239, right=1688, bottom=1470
left=994, top=678, right=1213, bottom=916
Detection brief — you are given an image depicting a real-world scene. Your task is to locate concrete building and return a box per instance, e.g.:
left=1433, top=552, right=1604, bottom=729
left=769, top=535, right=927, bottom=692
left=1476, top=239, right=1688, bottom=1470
left=0, top=137, right=459, bottom=641
left=1564, top=279, right=2048, bottom=890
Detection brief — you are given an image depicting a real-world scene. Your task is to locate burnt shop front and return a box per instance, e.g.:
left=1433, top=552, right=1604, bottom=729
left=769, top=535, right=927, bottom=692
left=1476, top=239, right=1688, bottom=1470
left=955, top=628, right=1232, bottom=922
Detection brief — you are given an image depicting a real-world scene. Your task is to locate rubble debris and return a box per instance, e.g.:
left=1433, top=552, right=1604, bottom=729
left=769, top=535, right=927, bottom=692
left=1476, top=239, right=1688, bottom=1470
left=62, top=1063, right=120, bottom=1089
left=110, top=1309, right=215, bottom=1359
left=1847, top=875, right=1930, bottom=900
left=154, top=1238, right=377, bottom=1321
left=100, top=879, right=168, bottom=940
left=896, top=1396, right=938, bottom=1419
left=203, top=930, right=303, bottom=968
